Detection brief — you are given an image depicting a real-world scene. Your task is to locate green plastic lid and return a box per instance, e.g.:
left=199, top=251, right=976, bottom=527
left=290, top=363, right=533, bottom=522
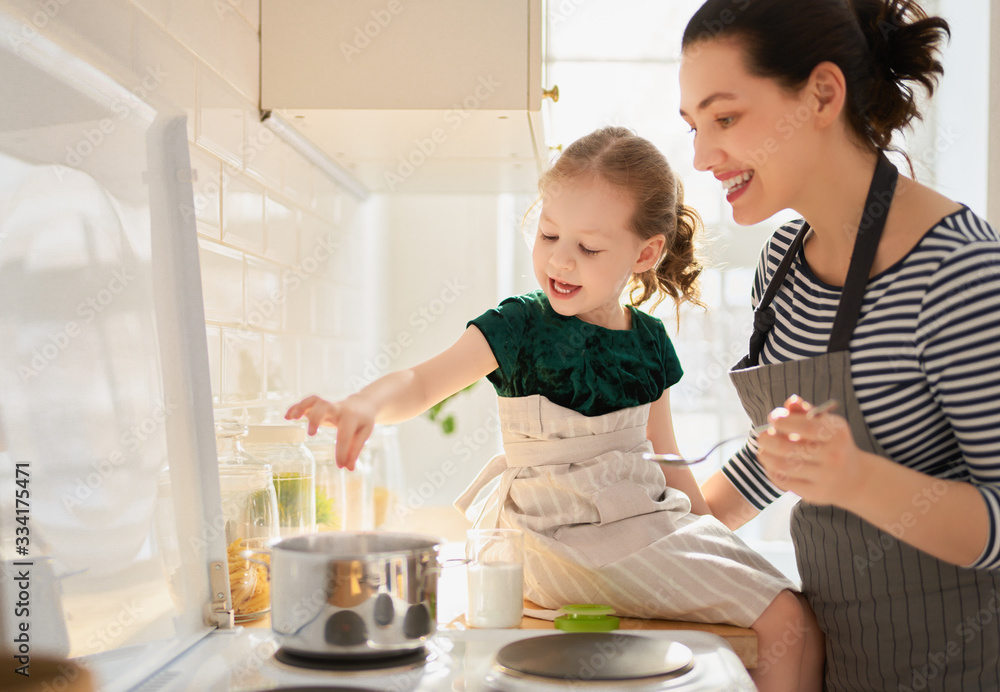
left=554, top=604, right=620, bottom=632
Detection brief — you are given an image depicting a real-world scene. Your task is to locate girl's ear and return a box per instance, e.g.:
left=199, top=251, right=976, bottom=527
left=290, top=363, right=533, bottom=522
left=808, top=61, right=847, bottom=129
left=633, top=234, right=666, bottom=273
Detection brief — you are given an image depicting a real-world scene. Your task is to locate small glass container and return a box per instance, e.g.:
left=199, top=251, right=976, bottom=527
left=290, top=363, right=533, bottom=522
left=305, top=427, right=375, bottom=531
left=466, top=528, right=525, bottom=629
left=369, top=425, right=404, bottom=529
left=244, top=424, right=316, bottom=537
left=215, top=421, right=278, bottom=622
left=303, top=427, right=342, bottom=531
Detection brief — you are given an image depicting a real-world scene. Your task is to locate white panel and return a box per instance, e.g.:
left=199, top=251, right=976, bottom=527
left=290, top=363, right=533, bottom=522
left=0, top=10, right=221, bottom=688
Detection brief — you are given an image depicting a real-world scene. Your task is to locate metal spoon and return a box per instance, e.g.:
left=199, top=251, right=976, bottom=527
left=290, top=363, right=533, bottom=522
left=642, top=399, right=839, bottom=466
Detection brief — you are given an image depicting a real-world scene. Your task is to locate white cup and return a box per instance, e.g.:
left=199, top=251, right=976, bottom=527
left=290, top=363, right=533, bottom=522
left=465, top=528, right=524, bottom=629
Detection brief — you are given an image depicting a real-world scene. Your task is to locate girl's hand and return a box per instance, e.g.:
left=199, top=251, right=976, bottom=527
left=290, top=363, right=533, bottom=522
left=756, top=395, right=871, bottom=507
left=284, top=395, right=375, bottom=471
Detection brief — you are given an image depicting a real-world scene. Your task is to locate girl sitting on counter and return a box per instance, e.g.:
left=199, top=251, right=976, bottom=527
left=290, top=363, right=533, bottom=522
left=287, top=126, right=824, bottom=692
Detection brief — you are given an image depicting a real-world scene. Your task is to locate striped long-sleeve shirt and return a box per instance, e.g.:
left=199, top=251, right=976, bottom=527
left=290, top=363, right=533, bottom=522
left=723, top=206, right=1000, bottom=570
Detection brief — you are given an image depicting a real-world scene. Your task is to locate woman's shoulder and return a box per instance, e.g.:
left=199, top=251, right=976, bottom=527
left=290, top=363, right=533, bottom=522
left=925, top=205, right=999, bottom=246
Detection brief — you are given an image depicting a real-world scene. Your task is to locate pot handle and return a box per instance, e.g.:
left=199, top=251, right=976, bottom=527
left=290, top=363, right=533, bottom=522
left=427, top=557, right=469, bottom=577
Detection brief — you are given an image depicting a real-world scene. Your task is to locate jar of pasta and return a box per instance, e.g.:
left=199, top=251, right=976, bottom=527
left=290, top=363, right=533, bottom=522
left=215, top=421, right=278, bottom=622
left=244, top=424, right=316, bottom=538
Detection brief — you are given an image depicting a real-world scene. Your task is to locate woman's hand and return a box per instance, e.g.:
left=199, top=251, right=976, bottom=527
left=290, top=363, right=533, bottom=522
left=757, top=394, right=871, bottom=507
left=284, top=394, right=376, bottom=470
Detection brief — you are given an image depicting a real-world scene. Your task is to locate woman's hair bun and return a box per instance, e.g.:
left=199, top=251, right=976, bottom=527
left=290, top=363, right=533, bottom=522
left=851, top=0, right=950, bottom=148
left=682, top=0, right=950, bottom=155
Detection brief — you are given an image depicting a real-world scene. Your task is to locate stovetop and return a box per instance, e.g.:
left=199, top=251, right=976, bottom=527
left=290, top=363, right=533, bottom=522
left=138, top=627, right=756, bottom=691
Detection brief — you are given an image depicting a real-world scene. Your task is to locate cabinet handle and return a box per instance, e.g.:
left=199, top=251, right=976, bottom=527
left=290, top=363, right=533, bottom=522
left=542, top=85, right=560, bottom=103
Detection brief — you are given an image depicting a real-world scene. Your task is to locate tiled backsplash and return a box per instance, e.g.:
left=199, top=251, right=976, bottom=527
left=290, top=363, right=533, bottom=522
left=27, top=0, right=379, bottom=417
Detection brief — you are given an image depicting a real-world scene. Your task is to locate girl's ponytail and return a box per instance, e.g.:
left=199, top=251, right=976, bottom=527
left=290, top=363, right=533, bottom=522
left=631, top=179, right=705, bottom=323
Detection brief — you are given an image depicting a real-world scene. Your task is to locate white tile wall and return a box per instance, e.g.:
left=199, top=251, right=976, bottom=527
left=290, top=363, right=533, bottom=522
left=23, top=0, right=381, bottom=418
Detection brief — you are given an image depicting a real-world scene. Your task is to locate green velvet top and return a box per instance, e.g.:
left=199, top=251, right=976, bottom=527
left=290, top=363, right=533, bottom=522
left=468, top=290, right=683, bottom=417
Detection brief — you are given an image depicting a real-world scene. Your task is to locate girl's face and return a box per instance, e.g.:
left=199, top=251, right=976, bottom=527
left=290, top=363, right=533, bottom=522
left=533, top=175, right=661, bottom=330
left=678, top=39, right=817, bottom=225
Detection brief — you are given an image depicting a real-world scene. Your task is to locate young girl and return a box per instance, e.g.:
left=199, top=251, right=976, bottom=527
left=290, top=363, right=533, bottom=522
left=286, top=127, right=821, bottom=692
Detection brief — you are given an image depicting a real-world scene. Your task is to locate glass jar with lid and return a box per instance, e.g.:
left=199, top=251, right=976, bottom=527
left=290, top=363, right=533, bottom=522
left=304, top=427, right=374, bottom=531
left=302, top=427, right=342, bottom=531
left=244, top=424, right=316, bottom=537
left=214, top=421, right=278, bottom=622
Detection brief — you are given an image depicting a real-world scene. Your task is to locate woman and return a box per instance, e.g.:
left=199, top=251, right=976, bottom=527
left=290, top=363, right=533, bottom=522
left=678, top=1, right=1000, bottom=690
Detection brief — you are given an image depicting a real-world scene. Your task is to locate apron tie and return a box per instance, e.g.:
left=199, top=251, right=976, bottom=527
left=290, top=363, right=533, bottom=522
left=454, top=400, right=649, bottom=528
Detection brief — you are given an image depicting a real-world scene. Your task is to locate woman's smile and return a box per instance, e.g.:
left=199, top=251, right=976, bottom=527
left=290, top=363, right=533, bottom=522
left=719, top=170, right=755, bottom=202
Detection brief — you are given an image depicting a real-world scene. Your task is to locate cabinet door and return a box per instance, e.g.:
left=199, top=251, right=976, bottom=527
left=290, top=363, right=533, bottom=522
left=262, top=0, right=542, bottom=111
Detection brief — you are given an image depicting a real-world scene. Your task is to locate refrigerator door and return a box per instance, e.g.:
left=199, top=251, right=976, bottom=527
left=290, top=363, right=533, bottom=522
left=0, top=9, right=224, bottom=690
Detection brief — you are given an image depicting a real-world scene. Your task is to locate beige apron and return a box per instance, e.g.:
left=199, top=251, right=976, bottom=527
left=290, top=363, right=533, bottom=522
left=729, top=153, right=1000, bottom=690
left=456, top=394, right=794, bottom=627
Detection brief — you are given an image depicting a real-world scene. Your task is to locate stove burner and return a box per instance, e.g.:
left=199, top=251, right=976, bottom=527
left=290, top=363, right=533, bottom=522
left=493, top=633, right=694, bottom=683
left=274, top=646, right=431, bottom=674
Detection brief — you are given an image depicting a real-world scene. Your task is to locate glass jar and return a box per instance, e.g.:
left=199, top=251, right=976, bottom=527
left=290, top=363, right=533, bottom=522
left=215, top=421, right=278, bottom=623
left=305, top=427, right=374, bottom=531
left=244, top=424, right=316, bottom=537
left=303, top=427, right=341, bottom=531
left=369, top=425, right=404, bottom=529
left=341, top=444, right=375, bottom=531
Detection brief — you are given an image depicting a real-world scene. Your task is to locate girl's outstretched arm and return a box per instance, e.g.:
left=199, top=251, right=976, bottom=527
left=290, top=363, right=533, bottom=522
left=286, top=326, right=498, bottom=470
left=646, top=389, right=710, bottom=515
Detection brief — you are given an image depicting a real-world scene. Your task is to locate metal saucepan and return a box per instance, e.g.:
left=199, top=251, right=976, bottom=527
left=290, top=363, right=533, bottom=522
left=269, top=531, right=455, bottom=658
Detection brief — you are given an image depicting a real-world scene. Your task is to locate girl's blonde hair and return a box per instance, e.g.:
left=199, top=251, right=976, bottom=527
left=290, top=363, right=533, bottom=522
left=537, top=126, right=705, bottom=318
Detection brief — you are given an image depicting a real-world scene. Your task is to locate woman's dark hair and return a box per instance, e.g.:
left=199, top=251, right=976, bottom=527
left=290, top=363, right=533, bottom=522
left=534, top=126, right=705, bottom=319
left=682, top=0, right=950, bottom=160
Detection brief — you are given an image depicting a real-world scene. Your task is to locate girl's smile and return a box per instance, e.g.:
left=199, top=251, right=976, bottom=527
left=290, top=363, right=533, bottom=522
left=549, top=278, right=581, bottom=298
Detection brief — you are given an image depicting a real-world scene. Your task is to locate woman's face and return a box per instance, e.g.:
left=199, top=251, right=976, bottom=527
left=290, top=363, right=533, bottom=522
left=679, top=39, right=817, bottom=226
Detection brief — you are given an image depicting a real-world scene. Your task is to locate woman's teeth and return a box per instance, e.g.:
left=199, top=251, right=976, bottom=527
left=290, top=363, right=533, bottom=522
left=723, top=171, right=754, bottom=192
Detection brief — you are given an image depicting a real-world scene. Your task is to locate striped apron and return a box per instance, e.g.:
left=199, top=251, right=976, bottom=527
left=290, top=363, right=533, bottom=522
left=730, top=152, right=1000, bottom=690
left=456, top=394, right=794, bottom=627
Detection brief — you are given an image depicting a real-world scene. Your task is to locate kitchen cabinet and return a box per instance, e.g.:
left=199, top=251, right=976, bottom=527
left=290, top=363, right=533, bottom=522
left=260, top=0, right=552, bottom=193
